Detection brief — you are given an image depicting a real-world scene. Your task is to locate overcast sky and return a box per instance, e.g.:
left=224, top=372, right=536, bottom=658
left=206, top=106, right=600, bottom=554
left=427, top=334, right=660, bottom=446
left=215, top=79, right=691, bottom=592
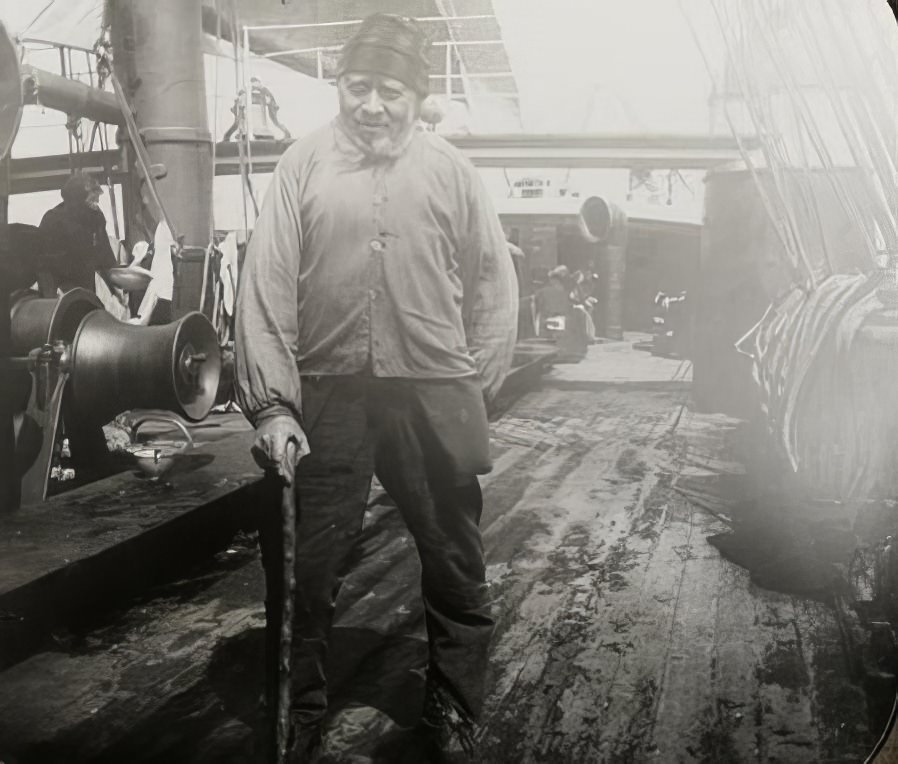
left=5, top=0, right=897, bottom=226
left=491, top=0, right=715, bottom=134
left=3, top=0, right=720, bottom=136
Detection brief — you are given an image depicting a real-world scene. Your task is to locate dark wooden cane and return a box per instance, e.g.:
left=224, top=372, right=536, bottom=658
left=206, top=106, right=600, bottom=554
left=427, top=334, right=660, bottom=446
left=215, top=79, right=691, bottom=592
left=275, top=480, right=297, bottom=764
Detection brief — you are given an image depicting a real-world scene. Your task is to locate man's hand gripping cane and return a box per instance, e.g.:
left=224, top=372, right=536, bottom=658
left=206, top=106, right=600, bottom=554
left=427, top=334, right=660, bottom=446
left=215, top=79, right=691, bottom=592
left=251, top=415, right=310, bottom=764
left=251, top=416, right=310, bottom=486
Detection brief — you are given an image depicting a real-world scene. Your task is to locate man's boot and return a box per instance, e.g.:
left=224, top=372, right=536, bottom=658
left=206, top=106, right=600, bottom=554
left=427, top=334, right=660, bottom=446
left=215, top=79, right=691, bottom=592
left=286, top=721, right=323, bottom=764
left=417, top=682, right=477, bottom=763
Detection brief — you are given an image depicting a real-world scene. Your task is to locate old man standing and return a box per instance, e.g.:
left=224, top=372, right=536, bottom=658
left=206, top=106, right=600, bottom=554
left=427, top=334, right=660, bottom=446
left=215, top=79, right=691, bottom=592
left=235, top=13, right=517, bottom=762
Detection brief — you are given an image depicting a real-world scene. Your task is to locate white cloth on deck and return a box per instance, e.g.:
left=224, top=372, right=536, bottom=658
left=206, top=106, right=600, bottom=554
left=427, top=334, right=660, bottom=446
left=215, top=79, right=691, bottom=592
left=94, top=273, right=130, bottom=321
left=130, top=240, right=150, bottom=267
left=219, top=230, right=239, bottom=318
left=132, top=222, right=176, bottom=324
left=151, top=222, right=176, bottom=301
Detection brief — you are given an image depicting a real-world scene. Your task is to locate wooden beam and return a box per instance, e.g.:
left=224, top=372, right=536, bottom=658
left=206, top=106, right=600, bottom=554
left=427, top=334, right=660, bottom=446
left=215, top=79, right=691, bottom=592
left=7, top=150, right=124, bottom=195
left=212, top=133, right=752, bottom=174
left=5, top=134, right=751, bottom=195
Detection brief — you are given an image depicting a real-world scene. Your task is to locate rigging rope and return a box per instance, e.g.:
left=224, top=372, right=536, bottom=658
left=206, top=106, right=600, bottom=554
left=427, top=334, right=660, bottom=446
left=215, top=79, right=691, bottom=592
left=227, top=0, right=250, bottom=240
left=682, top=0, right=897, bottom=288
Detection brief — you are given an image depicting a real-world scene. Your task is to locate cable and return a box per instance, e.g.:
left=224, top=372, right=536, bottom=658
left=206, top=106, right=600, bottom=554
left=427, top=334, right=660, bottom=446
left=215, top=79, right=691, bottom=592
left=227, top=0, right=250, bottom=239
left=211, top=0, right=221, bottom=240
left=20, top=0, right=57, bottom=38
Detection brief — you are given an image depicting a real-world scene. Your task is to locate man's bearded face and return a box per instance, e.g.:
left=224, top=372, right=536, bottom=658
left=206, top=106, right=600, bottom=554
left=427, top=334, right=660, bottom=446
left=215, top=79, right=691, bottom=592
left=337, top=73, right=421, bottom=158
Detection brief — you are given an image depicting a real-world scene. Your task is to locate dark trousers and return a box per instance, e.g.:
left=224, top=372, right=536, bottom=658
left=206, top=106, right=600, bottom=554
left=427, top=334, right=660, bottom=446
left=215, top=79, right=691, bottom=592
left=258, top=375, right=495, bottom=732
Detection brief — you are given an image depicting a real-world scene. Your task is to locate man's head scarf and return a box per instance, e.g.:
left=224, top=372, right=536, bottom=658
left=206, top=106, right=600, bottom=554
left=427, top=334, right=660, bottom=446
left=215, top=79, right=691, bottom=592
left=337, top=13, right=431, bottom=96
left=61, top=172, right=101, bottom=204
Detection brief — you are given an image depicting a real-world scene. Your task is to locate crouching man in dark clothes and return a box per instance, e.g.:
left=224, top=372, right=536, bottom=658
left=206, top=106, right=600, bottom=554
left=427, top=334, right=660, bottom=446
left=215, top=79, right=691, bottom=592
left=234, top=13, right=517, bottom=763
left=39, top=172, right=120, bottom=296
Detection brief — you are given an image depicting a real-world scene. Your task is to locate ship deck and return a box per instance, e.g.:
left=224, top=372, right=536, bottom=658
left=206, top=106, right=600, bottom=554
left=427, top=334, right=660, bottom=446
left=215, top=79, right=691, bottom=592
left=0, top=337, right=890, bottom=763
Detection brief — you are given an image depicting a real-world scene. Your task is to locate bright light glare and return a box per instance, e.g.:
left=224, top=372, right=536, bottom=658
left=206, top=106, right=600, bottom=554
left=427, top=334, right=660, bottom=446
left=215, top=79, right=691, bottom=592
left=493, top=0, right=714, bottom=134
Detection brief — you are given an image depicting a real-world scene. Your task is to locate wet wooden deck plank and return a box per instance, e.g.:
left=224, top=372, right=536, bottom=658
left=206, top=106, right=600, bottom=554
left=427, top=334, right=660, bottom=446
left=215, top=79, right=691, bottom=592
left=0, top=346, right=552, bottom=627
left=0, top=426, right=260, bottom=671
left=0, top=426, right=257, bottom=597
left=645, top=407, right=827, bottom=763
left=0, top=344, right=881, bottom=763
left=0, top=538, right=267, bottom=763
left=479, top=386, right=693, bottom=763
left=477, top=380, right=873, bottom=764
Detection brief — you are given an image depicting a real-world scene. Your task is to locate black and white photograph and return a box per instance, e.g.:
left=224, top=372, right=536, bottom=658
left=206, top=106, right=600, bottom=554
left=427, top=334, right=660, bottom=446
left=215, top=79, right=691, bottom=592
left=1, top=1, right=898, bottom=762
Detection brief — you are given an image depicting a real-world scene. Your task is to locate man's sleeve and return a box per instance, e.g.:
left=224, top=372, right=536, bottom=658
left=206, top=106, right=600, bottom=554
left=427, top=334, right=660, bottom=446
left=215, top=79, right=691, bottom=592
left=37, top=210, right=60, bottom=250
left=234, top=156, right=304, bottom=427
left=87, top=209, right=118, bottom=270
left=460, top=166, right=519, bottom=403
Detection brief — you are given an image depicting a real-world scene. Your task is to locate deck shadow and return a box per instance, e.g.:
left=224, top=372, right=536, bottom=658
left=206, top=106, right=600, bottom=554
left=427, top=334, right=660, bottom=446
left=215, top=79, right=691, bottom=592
left=8, top=620, right=428, bottom=764
left=677, top=471, right=855, bottom=600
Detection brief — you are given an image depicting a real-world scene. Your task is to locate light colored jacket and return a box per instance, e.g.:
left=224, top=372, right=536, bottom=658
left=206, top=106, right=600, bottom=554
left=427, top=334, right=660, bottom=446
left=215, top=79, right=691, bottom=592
left=235, top=120, right=518, bottom=425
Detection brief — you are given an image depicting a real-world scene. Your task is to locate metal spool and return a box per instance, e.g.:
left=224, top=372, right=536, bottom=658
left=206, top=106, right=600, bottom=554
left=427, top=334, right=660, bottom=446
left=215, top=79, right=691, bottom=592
left=69, top=310, right=221, bottom=424
left=9, top=289, right=103, bottom=356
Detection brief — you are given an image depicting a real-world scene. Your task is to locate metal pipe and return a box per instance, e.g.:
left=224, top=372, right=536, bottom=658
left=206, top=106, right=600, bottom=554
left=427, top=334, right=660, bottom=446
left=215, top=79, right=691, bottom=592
left=20, top=37, right=95, bottom=54
left=21, top=65, right=124, bottom=126
left=111, top=0, right=213, bottom=317
left=263, top=38, right=506, bottom=58
left=445, top=42, right=452, bottom=99
left=598, top=243, right=627, bottom=341
left=429, top=72, right=513, bottom=79
left=243, top=25, right=253, bottom=171
left=0, top=21, right=19, bottom=510
left=0, top=216, right=18, bottom=511
left=243, top=14, right=495, bottom=32
left=578, top=197, right=628, bottom=341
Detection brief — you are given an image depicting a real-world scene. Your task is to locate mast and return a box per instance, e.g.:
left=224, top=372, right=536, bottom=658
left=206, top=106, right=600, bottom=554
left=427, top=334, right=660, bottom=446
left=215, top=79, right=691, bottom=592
left=0, top=20, right=22, bottom=511
left=110, top=0, right=213, bottom=318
